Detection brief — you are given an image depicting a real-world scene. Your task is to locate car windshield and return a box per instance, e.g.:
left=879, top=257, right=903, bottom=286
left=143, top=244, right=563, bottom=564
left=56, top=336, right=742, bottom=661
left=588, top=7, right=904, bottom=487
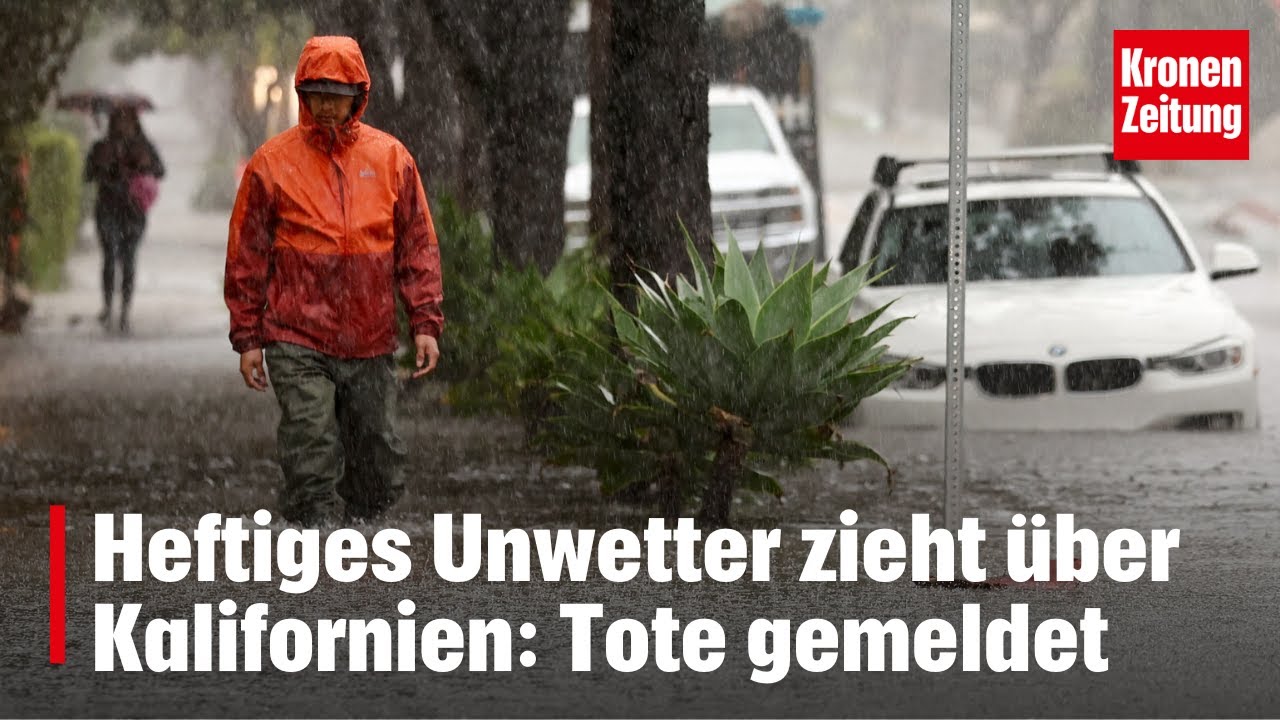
left=869, top=195, right=1192, bottom=286
left=566, top=101, right=775, bottom=166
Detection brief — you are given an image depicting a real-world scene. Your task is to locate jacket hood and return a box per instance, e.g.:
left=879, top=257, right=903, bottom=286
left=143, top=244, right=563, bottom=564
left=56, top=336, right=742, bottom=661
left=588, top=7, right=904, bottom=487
left=294, top=36, right=371, bottom=145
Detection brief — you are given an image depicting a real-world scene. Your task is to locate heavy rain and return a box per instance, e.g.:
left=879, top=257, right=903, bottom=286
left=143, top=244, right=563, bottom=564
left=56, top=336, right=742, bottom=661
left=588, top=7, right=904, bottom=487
left=1, top=1, right=1279, bottom=717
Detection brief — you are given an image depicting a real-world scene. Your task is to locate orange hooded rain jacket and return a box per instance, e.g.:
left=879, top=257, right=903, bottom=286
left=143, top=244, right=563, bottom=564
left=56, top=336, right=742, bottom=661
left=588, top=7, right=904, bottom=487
left=225, top=36, right=443, bottom=359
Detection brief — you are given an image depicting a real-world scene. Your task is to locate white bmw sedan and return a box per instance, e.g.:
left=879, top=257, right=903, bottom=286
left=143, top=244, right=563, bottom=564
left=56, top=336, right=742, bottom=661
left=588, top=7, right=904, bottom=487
left=837, top=148, right=1262, bottom=431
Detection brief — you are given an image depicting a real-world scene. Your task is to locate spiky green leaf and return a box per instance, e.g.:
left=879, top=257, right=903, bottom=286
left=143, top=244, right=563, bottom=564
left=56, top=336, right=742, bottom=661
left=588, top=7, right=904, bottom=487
left=754, top=262, right=813, bottom=343
left=811, top=439, right=891, bottom=467
left=722, top=233, right=761, bottom=329
left=684, top=230, right=717, bottom=312
left=747, top=236, right=775, bottom=297
left=710, top=299, right=756, bottom=359
left=810, top=258, right=875, bottom=339
left=740, top=467, right=785, bottom=498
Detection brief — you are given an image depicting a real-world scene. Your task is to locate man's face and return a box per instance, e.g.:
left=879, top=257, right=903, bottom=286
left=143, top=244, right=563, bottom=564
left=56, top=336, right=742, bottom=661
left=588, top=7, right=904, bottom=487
left=304, top=92, right=356, bottom=128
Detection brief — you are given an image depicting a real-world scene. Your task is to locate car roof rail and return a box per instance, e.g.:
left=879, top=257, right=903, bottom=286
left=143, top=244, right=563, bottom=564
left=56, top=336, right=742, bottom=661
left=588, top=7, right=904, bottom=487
left=872, top=144, right=1141, bottom=188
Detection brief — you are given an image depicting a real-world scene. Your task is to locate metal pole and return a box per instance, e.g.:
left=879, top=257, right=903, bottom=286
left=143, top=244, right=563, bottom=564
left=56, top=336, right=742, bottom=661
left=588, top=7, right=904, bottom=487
left=944, top=0, right=969, bottom=531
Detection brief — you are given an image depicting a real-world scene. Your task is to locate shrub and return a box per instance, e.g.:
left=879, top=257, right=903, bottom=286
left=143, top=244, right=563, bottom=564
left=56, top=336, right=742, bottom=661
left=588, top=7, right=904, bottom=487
left=21, top=126, right=82, bottom=291
left=444, top=247, right=610, bottom=436
left=540, top=235, right=914, bottom=527
left=402, top=194, right=505, bottom=385
left=402, top=195, right=611, bottom=437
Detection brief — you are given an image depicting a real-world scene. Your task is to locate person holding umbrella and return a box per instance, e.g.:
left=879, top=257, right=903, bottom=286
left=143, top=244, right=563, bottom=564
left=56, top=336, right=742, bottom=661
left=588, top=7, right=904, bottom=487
left=83, top=104, right=164, bottom=333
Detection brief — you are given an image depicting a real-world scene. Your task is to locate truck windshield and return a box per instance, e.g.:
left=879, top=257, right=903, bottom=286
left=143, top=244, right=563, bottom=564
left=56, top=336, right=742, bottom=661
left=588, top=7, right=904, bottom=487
left=709, top=103, right=775, bottom=154
left=870, top=195, right=1192, bottom=285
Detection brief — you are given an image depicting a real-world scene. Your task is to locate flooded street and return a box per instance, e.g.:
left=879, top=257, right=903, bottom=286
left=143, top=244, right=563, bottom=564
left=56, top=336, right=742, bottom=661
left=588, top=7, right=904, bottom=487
left=3, top=174, right=1280, bottom=716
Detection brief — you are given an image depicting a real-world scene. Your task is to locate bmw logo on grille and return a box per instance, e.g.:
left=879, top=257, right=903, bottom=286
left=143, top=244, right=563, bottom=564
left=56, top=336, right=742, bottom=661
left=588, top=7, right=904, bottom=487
left=1048, top=344, right=1068, bottom=357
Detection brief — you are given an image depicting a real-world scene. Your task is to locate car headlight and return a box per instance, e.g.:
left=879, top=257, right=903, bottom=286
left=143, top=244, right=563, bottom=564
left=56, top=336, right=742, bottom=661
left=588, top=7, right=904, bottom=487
left=1147, top=337, right=1245, bottom=375
left=884, top=354, right=947, bottom=390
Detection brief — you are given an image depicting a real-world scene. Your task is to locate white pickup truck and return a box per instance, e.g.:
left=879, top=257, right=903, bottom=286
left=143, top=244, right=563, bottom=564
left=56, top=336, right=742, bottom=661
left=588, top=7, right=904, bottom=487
left=563, top=84, right=821, bottom=275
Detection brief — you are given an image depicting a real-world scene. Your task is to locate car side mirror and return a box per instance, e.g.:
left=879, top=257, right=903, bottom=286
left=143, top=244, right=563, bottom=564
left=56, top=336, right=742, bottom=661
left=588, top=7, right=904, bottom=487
left=1210, top=241, right=1261, bottom=280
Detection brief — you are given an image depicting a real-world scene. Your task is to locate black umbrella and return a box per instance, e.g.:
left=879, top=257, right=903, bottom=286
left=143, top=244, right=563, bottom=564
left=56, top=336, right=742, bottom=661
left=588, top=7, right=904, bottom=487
left=55, top=91, right=155, bottom=114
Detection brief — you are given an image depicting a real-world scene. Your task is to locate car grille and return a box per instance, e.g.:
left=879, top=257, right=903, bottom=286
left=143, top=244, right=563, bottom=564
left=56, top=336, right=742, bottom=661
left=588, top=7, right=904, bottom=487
left=711, top=192, right=804, bottom=238
left=974, top=363, right=1055, bottom=397
left=713, top=209, right=769, bottom=233
left=1065, top=358, right=1143, bottom=392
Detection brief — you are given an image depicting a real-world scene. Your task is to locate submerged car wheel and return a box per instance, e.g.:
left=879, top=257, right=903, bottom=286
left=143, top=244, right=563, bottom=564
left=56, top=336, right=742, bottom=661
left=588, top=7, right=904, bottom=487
left=1174, top=412, right=1251, bottom=431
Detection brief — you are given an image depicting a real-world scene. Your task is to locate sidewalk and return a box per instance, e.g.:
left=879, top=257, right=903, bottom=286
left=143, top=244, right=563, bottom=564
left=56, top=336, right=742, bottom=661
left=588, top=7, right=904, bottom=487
left=1, top=211, right=236, bottom=399
left=27, top=211, right=231, bottom=341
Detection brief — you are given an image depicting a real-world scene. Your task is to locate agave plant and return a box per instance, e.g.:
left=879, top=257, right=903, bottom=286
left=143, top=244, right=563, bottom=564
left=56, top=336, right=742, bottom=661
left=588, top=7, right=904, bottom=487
left=543, top=234, right=914, bottom=527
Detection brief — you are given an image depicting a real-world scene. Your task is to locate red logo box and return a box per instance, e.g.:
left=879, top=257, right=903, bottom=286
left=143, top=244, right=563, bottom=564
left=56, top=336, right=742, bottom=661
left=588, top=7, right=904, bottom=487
left=1113, top=29, right=1249, bottom=160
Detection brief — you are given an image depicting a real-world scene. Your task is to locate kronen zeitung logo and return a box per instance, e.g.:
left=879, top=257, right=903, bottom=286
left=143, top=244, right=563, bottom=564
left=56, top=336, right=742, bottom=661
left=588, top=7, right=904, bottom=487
left=1113, top=30, right=1249, bottom=161
left=1119, top=48, right=1242, bottom=139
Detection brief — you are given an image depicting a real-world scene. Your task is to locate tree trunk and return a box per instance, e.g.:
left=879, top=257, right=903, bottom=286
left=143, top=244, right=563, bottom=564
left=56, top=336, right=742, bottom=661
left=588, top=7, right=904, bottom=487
left=1, top=136, right=26, bottom=331
left=422, top=0, right=493, bottom=215
left=427, top=0, right=575, bottom=274
left=596, top=0, right=713, bottom=306
left=455, top=83, right=495, bottom=219
left=698, top=409, right=748, bottom=529
left=228, top=38, right=270, bottom=152
left=1, top=1, right=88, bottom=129
left=486, top=1, right=575, bottom=274
left=318, top=0, right=578, bottom=274
left=0, top=1, right=89, bottom=331
left=587, top=0, right=614, bottom=250
left=399, top=4, right=464, bottom=203
left=341, top=1, right=398, bottom=136
left=699, top=433, right=746, bottom=530
left=317, top=0, right=480, bottom=211
left=657, top=454, right=682, bottom=523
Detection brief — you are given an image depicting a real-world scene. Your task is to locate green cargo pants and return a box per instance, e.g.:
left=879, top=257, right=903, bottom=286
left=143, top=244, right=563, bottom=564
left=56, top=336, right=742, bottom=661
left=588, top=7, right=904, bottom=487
left=265, top=342, right=407, bottom=525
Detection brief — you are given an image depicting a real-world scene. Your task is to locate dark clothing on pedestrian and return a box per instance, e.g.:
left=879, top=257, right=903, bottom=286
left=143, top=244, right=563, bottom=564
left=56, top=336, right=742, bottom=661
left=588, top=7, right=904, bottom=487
left=266, top=342, right=407, bottom=524
left=85, top=114, right=164, bottom=330
left=93, top=204, right=145, bottom=320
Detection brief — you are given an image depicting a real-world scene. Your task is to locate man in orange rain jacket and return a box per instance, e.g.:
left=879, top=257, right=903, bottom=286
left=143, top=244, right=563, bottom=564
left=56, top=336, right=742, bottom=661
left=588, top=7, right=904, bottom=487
left=225, top=36, right=443, bottom=527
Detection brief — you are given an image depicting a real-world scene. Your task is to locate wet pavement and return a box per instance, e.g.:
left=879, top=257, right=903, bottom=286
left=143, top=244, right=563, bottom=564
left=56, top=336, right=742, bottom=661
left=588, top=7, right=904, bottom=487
left=3, top=177, right=1280, bottom=717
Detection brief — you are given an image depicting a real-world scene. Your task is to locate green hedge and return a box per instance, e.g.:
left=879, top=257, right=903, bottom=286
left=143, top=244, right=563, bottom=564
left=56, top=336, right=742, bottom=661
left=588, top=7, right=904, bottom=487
left=22, top=126, right=83, bottom=291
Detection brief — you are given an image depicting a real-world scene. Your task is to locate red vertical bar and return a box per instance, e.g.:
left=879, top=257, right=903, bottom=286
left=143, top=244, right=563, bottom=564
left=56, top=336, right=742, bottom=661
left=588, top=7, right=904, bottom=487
left=49, top=504, right=65, bottom=665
